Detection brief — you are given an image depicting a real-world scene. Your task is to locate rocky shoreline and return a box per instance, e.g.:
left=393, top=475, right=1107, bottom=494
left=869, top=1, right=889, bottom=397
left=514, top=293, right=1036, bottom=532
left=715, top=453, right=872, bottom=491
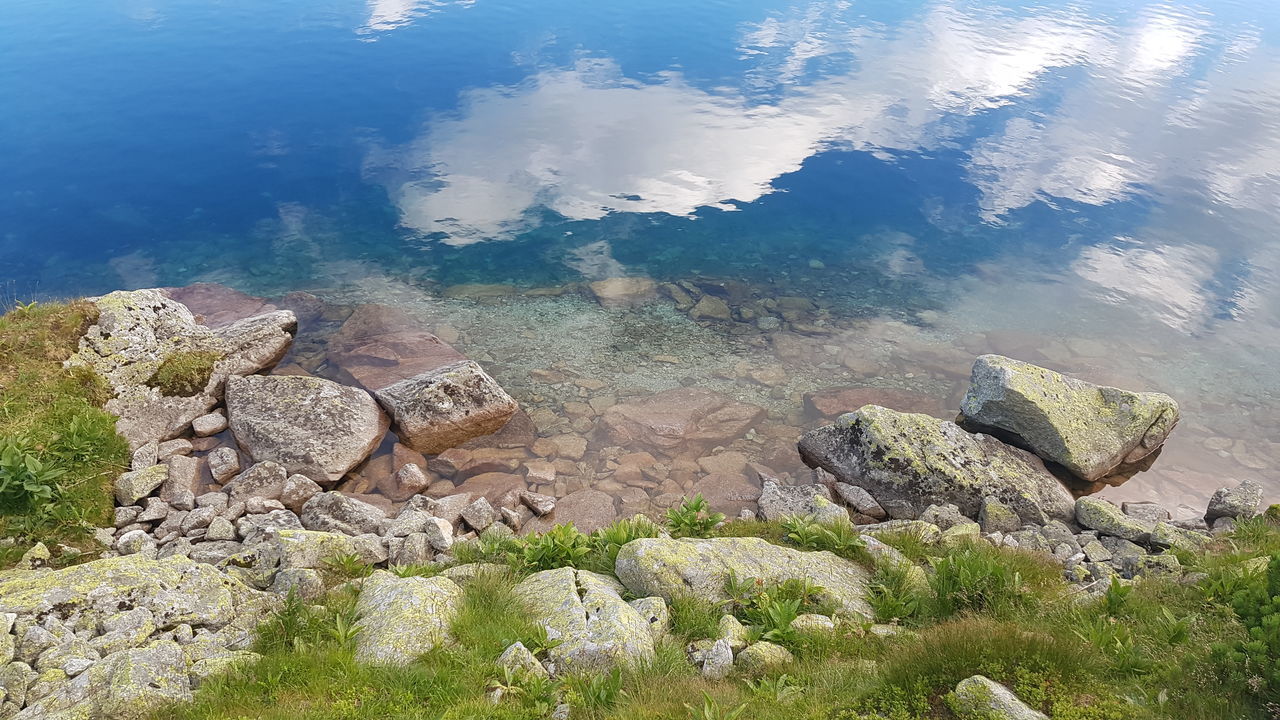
left=0, top=286, right=1273, bottom=720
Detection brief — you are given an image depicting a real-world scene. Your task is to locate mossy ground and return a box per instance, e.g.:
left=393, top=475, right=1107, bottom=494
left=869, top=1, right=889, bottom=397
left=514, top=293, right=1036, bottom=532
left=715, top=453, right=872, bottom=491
left=147, top=349, right=221, bottom=396
left=162, top=512, right=1280, bottom=720
left=0, top=301, right=128, bottom=567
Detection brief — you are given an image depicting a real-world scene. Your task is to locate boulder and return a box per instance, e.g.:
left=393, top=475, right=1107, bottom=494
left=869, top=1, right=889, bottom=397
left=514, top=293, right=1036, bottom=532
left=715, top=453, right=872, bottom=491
left=226, top=374, right=388, bottom=485
left=114, top=465, right=167, bottom=506
left=757, top=480, right=848, bottom=524
left=614, top=537, right=871, bottom=617
left=588, top=277, right=658, bottom=308
left=798, top=405, right=1074, bottom=524
left=326, top=304, right=467, bottom=391
left=375, top=361, right=518, bottom=455
left=950, top=675, right=1049, bottom=720
left=226, top=461, right=288, bottom=502
left=300, top=492, right=387, bottom=536
left=514, top=567, right=654, bottom=673
left=1205, top=480, right=1263, bottom=523
left=66, top=289, right=296, bottom=450
left=523, top=489, right=617, bottom=535
left=599, top=389, right=764, bottom=458
left=736, top=641, right=793, bottom=670
left=701, top=639, right=733, bottom=679
left=958, top=355, right=1178, bottom=484
left=693, top=474, right=762, bottom=517
left=353, top=571, right=463, bottom=666
left=1074, top=497, right=1152, bottom=543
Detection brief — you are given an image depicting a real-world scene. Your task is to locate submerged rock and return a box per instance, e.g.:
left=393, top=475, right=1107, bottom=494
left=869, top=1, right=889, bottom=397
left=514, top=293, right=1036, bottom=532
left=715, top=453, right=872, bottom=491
left=599, top=388, right=765, bottom=458
left=514, top=567, right=655, bottom=673
left=226, top=374, right=388, bottom=485
left=375, top=360, right=519, bottom=455
left=588, top=277, right=658, bottom=308
left=958, top=355, right=1178, bottom=484
left=353, top=571, right=463, bottom=666
left=798, top=405, right=1075, bottom=524
left=614, top=537, right=871, bottom=617
left=326, top=304, right=467, bottom=391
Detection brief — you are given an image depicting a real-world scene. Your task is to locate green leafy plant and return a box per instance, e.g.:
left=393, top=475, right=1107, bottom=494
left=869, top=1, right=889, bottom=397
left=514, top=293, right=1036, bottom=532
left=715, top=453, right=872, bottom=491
left=743, top=673, right=801, bottom=702
left=684, top=692, right=747, bottom=720
left=0, top=438, right=65, bottom=514
left=590, top=515, right=662, bottom=569
left=868, top=564, right=922, bottom=623
left=928, top=545, right=1029, bottom=618
left=1100, top=577, right=1132, bottom=616
left=565, top=667, right=623, bottom=709
left=389, top=562, right=441, bottom=578
left=322, top=552, right=373, bottom=579
left=666, top=494, right=725, bottom=538
left=517, top=523, right=592, bottom=571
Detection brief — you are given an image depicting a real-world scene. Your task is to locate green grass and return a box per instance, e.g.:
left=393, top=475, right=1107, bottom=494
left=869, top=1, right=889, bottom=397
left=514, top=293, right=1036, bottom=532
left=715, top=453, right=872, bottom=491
left=0, top=301, right=128, bottom=567
left=146, top=349, right=221, bottom=396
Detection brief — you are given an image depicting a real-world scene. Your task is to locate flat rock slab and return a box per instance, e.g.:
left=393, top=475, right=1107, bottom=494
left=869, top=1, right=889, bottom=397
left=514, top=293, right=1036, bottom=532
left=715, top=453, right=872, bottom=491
left=614, top=537, right=872, bottom=618
left=353, top=571, right=463, bottom=666
left=599, top=388, right=765, bottom=458
left=959, top=354, right=1178, bottom=484
left=226, top=374, right=388, bottom=485
left=375, top=360, right=518, bottom=455
left=798, top=405, right=1075, bottom=525
left=514, top=567, right=654, bottom=673
left=327, top=304, right=467, bottom=391
left=523, top=488, right=617, bottom=535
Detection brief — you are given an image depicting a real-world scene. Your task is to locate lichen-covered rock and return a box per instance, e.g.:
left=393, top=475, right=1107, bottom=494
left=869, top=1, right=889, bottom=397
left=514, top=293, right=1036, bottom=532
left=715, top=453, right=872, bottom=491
left=353, top=571, right=463, bottom=666
left=1074, top=497, right=1152, bottom=542
left=113, top=465, right=168, bottom=506
left=757, top=480, right=848, bottom=524
left=978, top=497, right=1022, bottom=534
left=374, top=360, right=518, bottom=455
left=627, top=597, right=669, bottom=641
left=226, top=375, right=388, bottom=485
left=736, top=641, right=793, bottom=670
left=958, top=355, right=1178, bottom=484
left=65, top=289, right=296, bottom=450
left=950, top=674, right=1049, bottom=720
left=498, top=641, right=547, bottom=677
left=300, top=492, right=387, bottom=536
left=1205, top=480, right=1263, bottom=523
left=226, top=461, right=288, bottom=502
left=614, top=537, right=871, bottom=617
left=701, top=638, right=733, bottom=679
left=514, top=567, right=655, bottom=673
left=798, top=406, right=1074, bottom=524
left=717, top=614, right=749, bottom=651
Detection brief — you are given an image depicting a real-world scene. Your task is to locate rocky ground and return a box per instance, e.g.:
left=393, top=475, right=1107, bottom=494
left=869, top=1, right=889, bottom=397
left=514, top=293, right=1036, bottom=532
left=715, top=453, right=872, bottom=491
left=0, top=285, right=1274, bottom=719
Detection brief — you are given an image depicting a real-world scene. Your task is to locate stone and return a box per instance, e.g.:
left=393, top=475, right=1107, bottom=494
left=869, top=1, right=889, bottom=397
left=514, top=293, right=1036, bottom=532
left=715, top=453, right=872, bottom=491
left=1075, top=497, right=1153, bottom=543
left=689, top=295, right=732, bottom=321
left=978, top=497, right=1022, bottom=534
left=192, top=411, right=228, bottom=437
left=460, top=497, right=497, bottom=531
left=798, top=406, right=1074, bottom=524
left=1206, top=480, right=1264, bottom=523
left=498, top=641, right=547, bottom=677
left=588, top=277, right=658, bottom=308
left=137, top=496, right=170, bottom=523
left=157, top=438, right=193, bottom=461
left=521, top=491, right=557, bottom=516
left=432, top=493, right=474, bottom=525
left=615, top=537, right=871, bottom=617
left=235, top=509, right=304, bottom=544
left=1121, top=501, right=1171, bottom=523
left=919, top=503, right=969, bottom=531
left=833, top=482, right=887, bottom=520
left=65, top=289, right=297, bottom=450
left=374, top=360, right=518, bottom=455
left=701, top=638, right=733, bottom=679
left=390, top=463, right=432, bottom=499
left=353, top=571, right=463, bottom=666
left=958, top=355, right=1179, bottom=484
left=951, top=675, right=1048, bottom=719
left=514, top=567, right=655, bottom=673
left=395, top=533, right=434, bottom=566
left=114, top=465, right=167, bottom=506
left=423, top=517, right=455, bottom=552
left=792, top=614, right=836, bottom=633
left=116, top=529, right=156, bottom=556
left=206, top=517, right=237, bottom=542
left=523, top=489, right=618, bottom=535
left=454, top=472, right=526, bottom=506
left=757, top=479, right=847, bottom=524
left=694, top=473, right=763, bottom=517
left=227, top=461, right=288, bottom=502
left=627, top=597, right=669, bottom=641
left=300, top=492, right=387, bottom=536
left=736, top=641, right=793, bottom=670
left=280, top=474, right=323, bottom=513
left=326, top=304, right=467, bottom=391
left=206, top=447, right=241, bottom=483
left=227, top=374, right=388, bottom=485
left=717, top=614, right=749, bottom=651
left=599, top=389, right=765, bottom=458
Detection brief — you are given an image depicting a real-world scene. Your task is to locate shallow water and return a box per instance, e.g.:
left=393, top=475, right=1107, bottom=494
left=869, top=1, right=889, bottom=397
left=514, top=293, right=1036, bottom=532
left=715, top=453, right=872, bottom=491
left=3, top=0, right=1279, bottom=516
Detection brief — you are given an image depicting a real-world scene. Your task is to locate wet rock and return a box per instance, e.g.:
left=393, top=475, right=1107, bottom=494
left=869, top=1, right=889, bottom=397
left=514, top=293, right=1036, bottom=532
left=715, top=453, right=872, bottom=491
left=300, top=492, right=386, bottom=536
left=689, top=295, right=731, bottom=321
left=523, top=489, right=617, bottom=535
left=799, top=405, right=1074, bottom=524
left=353, top=571, right=463, bottom=666
left=757, top=480, right=847, bottom=524
left=1205, top=480, right=1263, bottom=523
left=951, top=675, right=1048, bottom=720
left=600, top=388, right=764, bottom=458
left=227, top=374, right=388, bottom=485
left=615, top=537, right=871, bottom=616
left=804, top=387, right=947, bottom=420
left=66, top=289, right=296, bottom=450
left=514, top=567, right=654, bottom=673
left=454, top=472, right=526, bottom=507
left=958, top=355, right=1178, bottom=484
left=327, top=304, right=467, bottom=391
left=375, top=360, right=518, bottom=455
left=693, top=473, right=762, bottom=517
left=588, top=277, right=658, bottom=308
left=389, top=463, right=432, bottom=500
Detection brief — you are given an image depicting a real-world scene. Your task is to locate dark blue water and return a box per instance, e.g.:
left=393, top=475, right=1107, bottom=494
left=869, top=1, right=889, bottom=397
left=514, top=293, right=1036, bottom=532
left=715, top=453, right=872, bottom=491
left=3, top=0, right=1278, bottom=511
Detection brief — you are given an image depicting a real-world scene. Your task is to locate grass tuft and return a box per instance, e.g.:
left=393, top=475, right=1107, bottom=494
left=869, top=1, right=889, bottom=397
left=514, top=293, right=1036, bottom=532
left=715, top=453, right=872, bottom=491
left=146, top=349, right=221, bottom=396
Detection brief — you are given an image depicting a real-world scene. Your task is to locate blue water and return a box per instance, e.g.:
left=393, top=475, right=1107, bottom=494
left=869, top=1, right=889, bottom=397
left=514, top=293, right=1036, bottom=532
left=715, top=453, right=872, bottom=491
left=2, top=0, right=1278, bottom=511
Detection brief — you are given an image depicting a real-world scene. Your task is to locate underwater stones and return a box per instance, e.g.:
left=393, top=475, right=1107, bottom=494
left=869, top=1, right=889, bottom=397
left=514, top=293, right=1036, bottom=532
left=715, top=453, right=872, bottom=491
left=523, top=489, right=617, bottom=535
left=326, top=304, right=467, bottom=391
left=804, top=387, right=946, bottom=420
left=226, top=374, right=388, bottom=485
left=374, top=360, right=518, bottom=455
left=958, top=355, right=1179, bottom=484
left=688, top=295, right=732, bottom=321
left=300, top=492, right=387, bottom=536
left=1205, top=480, right=1263, bottom=523
left=66, top=289, right=296, bottom=450
left=514, top=567, right=654, bottom=673
left=614, top=537, right=871, bottom=617
left=353, top=572, right=463, bottom=666
left=757, top=480, right=847, bottom=524
left=587, top=277, right=658, bottom=308
left=599, top=388, right=764, bottom=458
left=951, top=675, right=1048, bottom=720
left=693, top=473, right=762, bottom=517
left=799, top=405, right=1075, bottom=524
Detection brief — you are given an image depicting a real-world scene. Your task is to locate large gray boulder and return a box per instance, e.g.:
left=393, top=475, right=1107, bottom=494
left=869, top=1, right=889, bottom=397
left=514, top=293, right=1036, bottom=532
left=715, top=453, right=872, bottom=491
left=226, top=375, right=388, bottom=485
left=374, top=360, right=518, bottom=455
left=798, top=405, right=1075, bottom=524
left=757, top=480, right=848, bottom=524
left=66, top=289, right=296, bottom=450
left=614, top=537, right=872, bottom=617
left=958, top=355, right=1178, bottom=484
left=1205, top=480, right=1263, bottom=523
left=514, top=567, right=654, bottom=673
left=950, top=675, right=1048, bottom=720
left=353, top=571, right=463, bottom=666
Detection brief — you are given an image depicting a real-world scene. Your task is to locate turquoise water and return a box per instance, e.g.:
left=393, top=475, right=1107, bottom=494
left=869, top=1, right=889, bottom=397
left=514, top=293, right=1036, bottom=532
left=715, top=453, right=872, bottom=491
left=2, top=0, right=1278, bottom=513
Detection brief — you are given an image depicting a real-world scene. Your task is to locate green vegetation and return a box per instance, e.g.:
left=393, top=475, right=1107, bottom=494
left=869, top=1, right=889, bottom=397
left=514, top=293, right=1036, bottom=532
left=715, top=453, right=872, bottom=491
left=0, top=301, right=127, bottom=567
left=146, top=349, right=221, bottom=396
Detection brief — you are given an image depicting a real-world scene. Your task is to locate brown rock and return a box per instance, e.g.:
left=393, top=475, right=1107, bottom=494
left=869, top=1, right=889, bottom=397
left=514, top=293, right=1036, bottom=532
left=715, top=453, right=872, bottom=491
left=551, top=434, right=589, bottom=461
left=599, top=389, right=765, bottom=457
left=376, top=361, right=519, bottom=455
left=454, top=472, right=527, bottom=507
left=524, top=460, right=557, bottom=485
left=392, top=443, right=428, bottom=472
left=588, top=277, right=658, bottom=308
left=803, top=387, right=947, bottom=420
left=164, top=283, right=278, bottom=328
left=327, top=304, right=466, bottom=391
left=427, top=448, right=472, bottom=478
left=697, top=451, right=750, bottom=476
left=532, top=438, right=560, bottom=458
left=693, top=473, right=762, bottom=516
left=460, top=408, right=537, bottom=450
left=522, top=489, right=617, bottom=534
